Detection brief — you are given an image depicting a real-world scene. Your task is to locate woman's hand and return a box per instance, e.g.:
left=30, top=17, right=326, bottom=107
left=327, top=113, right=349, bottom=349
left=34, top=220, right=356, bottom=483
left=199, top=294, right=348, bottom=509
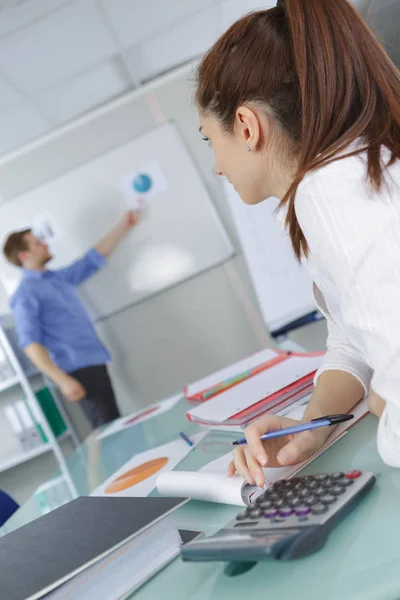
left=227, top=414, right=331, bottom=487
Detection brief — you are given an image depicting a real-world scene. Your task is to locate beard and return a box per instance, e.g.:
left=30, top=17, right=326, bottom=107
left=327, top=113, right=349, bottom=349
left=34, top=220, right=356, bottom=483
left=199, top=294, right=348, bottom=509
left=41, top=254, right=53, bottom=266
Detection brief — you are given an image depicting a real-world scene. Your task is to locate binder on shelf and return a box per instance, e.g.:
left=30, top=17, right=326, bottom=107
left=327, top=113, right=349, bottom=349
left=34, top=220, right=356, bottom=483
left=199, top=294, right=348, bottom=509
left=35, top=387, right=67, bottom=439
left=4, top=404, right=30, bottom=451
left=26, top=396, right=48, bottom=444
left=15, top=400, right=44, bottom=450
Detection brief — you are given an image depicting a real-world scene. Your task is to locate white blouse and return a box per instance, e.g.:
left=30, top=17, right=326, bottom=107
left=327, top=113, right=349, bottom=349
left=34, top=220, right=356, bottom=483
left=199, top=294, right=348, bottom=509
left=292, top=146, right=400, bottom=467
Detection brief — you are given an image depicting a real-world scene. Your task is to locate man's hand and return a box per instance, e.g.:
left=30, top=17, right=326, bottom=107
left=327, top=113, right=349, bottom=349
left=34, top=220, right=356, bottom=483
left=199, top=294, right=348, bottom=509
left=24, top=343, right=86, bottom=402
left=121, top=210, right=139, bottom=231
left=59, top=375, right=86, bottom=402
left=95, top=210, right=139, bottom=257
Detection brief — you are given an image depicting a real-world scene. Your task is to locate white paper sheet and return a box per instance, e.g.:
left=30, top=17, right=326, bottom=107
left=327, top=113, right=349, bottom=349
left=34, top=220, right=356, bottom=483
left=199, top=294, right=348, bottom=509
left=185, top=348, right=279, bottom=398
left=187, top=354, right=323, bottom=424
left=158, top=398, right=368, bottom=506
left=97, top=394, right=182, bottom=440
left=192, top=393, right=313, bottom=432
left=276, top=394, right=312, bottom=419
left=92, top=432, right=206, bottom=498
left=32, top=211, right=61, bottom=244
left=157, top=471, right=247, bottom=506
left=120, top=161, right=168, bottom=209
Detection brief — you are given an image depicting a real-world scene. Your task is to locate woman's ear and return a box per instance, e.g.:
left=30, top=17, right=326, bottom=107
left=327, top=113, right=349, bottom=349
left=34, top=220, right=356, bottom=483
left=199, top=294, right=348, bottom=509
left=234, top=105, right=263, bottom=151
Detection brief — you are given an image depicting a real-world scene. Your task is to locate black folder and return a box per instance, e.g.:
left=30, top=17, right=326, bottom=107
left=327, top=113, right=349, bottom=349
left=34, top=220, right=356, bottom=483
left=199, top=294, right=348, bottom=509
left=0, top=495, right=186, bottom=600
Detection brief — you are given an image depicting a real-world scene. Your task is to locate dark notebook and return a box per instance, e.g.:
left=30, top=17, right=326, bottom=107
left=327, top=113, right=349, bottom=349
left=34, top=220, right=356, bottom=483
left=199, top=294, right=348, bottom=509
left=0, top=495, right=186, bottom=600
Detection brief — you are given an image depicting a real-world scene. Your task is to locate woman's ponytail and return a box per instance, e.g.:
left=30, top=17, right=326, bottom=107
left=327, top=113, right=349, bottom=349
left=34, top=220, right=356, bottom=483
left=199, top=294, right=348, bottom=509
left=197, top=0, right=400, bottom=259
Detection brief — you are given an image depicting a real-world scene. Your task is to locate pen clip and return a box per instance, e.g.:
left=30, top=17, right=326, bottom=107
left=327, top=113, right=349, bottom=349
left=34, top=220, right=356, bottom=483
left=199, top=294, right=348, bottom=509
left=311, top=414, right=354, bottom=425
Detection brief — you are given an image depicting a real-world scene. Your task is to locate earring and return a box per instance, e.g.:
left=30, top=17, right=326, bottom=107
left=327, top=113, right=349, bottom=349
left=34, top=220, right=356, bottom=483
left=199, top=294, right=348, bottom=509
left=247, top=147, right=252, bottom=152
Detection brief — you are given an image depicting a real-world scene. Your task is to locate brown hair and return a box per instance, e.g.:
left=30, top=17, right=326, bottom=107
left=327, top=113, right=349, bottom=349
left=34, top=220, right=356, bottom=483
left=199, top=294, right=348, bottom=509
left=3, top=230, right=32, bottom=267
left=196, top=0, right=400, bottom=259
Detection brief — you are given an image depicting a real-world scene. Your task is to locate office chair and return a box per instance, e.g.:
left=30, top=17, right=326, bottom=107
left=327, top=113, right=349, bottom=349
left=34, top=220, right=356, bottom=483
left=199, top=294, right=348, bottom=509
left=0, top=489, right=19, bottom=527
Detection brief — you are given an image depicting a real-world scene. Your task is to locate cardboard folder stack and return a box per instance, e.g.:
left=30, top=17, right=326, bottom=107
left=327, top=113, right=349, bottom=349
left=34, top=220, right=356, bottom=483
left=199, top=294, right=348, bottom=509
left=186, top=349, right=324, bottom=430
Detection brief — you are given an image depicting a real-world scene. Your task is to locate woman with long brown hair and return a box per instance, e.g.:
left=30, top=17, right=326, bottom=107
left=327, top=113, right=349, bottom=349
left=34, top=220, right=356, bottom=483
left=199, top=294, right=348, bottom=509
left=196, top=0, right=400, bottom=486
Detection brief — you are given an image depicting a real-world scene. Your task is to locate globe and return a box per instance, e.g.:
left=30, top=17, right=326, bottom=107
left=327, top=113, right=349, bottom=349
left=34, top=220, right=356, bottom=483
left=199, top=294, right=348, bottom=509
left=132, top=173, right=152, bottom=193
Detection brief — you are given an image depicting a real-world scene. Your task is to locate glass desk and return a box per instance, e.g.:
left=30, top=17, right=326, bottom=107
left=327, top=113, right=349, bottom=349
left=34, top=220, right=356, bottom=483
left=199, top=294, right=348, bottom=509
left=1, top=399, right=399, bottom=600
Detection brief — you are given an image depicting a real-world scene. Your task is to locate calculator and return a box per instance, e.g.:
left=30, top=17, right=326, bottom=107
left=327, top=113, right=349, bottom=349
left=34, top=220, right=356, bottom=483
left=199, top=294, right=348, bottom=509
left=181, top=470, right=376, bottom=562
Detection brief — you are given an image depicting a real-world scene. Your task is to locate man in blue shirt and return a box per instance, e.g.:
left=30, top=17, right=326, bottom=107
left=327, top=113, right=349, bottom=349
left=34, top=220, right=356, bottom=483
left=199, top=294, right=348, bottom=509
left=3, top=211, right=138, bottom=429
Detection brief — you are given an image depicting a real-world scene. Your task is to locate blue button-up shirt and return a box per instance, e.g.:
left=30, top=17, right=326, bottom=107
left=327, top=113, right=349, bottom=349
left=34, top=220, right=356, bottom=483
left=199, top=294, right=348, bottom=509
left=10, top=249, right=110, bottom=373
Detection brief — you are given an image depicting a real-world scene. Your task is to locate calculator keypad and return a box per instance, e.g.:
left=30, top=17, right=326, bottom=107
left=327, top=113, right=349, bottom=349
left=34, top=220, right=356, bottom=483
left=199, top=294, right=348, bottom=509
left=234, top=471, right=371, bottom=530
left=311, top=504, right=329, bottom=515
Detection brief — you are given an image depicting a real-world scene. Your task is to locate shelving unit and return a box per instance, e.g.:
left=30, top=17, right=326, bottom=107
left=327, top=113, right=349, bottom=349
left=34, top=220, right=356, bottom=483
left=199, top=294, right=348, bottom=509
left=0, top=376, right=20, bottom=394
left=0, top=433, right=70, bottom=473
left=0, top=317, right=79, bottom=480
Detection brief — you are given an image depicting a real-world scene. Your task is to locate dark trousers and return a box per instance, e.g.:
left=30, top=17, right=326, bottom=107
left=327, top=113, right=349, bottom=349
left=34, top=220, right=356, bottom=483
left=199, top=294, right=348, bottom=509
left=70, top=365, right=120, bottom=429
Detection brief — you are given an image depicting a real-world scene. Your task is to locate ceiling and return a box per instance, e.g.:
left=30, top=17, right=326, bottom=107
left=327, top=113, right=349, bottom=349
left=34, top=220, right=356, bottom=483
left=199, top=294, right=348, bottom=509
left=0, top=0, right=393, bottom=157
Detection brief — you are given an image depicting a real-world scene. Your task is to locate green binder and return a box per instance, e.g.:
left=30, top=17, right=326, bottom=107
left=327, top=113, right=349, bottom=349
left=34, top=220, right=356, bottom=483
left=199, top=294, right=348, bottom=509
left=35, top=387, right=67, bottom=441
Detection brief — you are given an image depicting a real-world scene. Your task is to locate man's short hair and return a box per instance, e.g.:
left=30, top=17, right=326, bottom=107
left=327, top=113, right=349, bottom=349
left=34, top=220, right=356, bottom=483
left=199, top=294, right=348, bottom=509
left=3, top=229, right=32, bottom=267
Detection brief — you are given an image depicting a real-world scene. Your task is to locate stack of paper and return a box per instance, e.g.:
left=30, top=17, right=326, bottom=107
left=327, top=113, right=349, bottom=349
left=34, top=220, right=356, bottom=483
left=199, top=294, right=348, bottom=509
left=186, top=353, right=323, bottom=429
left=185, top=348, right=282, bottom=402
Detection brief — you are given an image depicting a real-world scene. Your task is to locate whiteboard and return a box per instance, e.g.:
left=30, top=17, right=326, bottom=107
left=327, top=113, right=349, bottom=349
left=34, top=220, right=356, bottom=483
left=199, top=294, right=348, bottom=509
left=222, top=179, right=315, bottom=332
left=0, top=122, right=233, bottom=319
